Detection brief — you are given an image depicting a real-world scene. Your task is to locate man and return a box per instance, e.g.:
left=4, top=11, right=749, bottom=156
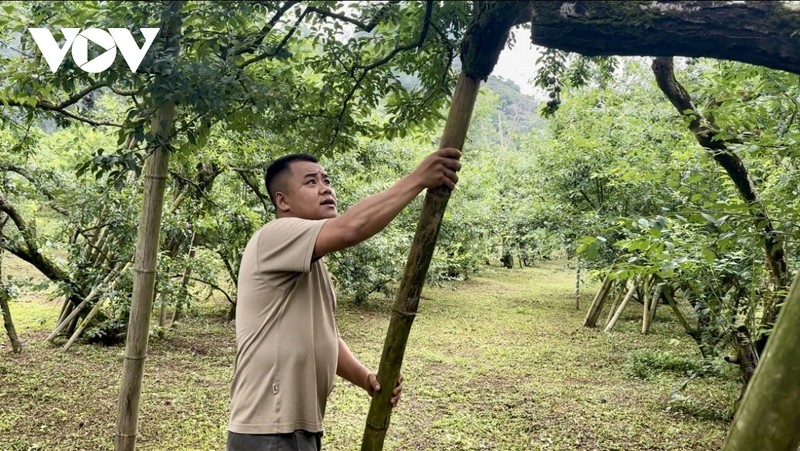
left=228, top=147, right=462, bottom=450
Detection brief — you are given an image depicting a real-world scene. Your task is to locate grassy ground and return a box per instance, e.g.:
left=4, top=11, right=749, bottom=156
left=1, top=257, right=739, bottom=450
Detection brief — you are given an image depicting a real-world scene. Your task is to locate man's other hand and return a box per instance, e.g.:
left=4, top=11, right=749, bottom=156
left=365, top=372, right=404, bottom=407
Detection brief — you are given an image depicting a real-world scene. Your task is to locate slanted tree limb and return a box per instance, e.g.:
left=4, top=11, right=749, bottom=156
left=0, top=285, right=20, bottom=353
left=651, top=56, right=788, bottom=354
left=0, top=193, right=72, bottom=284
left=0, top=164, right=70, bottom=217
left=662, top=285, right=698, bottom=341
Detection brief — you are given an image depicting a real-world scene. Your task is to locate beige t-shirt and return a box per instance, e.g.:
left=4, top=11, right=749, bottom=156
left=228, top=217, right=339, bottom=434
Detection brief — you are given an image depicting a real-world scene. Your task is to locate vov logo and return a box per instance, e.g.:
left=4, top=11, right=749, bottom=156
left=28, top=28, right=160, bottom=73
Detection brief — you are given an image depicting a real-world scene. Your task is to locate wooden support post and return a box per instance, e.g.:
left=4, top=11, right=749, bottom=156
left=605, top=281, right=626, bottom=327
left=641, top=275, right=652, bottom=334
left=583, top=276, right=613, bottom=327
left=605, top=277, right=639, bottom=333
left=646, top=284, right=662, bottom=333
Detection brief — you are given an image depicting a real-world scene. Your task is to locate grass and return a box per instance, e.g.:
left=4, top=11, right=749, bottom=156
left=0, top=257, right=739, bottom=450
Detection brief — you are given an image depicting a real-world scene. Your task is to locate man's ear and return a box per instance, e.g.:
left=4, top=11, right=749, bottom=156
left=275, top=191, right=290, bottom=213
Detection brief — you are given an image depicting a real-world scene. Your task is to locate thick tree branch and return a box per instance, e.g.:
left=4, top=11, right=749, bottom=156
left=0, top=194, right=71, bottom=284
left=1, top=97, right=123, bottom=127
left=109, top=85, right=143, bottom=96
left=517, top=1, right=800, bottom=76
left=51, top=82, right=107, bottom=109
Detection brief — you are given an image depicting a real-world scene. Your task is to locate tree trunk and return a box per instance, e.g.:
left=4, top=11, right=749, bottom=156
left=730, top=325, right=759, bottom=388
left=1, top=245, right=21, bottom=353
left=651, top=56, right=789, bottom=354
left=361, top=6, right=521, bottom=450
left=0, top=287, right=20, bottom=353
left=662, top=286, right=699, bottom=343
left=513, top=2, right=800, bottom=76
left=723, top=272, right=800, bottom=451
left=116, top=4, right=182, bottom=448
left=0, top=222, right=20, bottom=353
left=171, top=228, right=198, bottom=326
left=604, top=281, right=625, bottom=327
left=46, top=264, right=122, bottom=343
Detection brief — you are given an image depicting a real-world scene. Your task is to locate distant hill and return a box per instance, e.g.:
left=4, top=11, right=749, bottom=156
left=484, top=74, right=543, bottom=134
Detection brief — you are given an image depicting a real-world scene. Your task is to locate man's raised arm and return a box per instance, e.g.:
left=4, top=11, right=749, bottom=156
left=313, top=147, right=461, bottom=259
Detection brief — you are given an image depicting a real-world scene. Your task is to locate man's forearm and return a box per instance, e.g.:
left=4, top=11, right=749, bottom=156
left=336, top=338, right=370, bottom=391
left=339, top=175, right=422, bottom=244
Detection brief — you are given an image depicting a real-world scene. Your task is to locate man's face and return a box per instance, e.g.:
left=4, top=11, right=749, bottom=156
left=275, top=161, right=338, bottom=219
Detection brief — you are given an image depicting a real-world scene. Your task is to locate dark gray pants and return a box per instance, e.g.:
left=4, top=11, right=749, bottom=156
left=227, top=430, right=322, bottom=451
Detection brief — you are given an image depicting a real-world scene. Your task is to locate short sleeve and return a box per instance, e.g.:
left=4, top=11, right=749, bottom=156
left=255, top=217, right=328, bottom=273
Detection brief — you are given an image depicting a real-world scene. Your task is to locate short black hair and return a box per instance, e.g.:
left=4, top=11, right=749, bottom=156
left=264, top=153, right=319, bottom=206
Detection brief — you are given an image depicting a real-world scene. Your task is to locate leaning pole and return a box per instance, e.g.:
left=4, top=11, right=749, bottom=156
left=360, top=3, right=525, bottom=450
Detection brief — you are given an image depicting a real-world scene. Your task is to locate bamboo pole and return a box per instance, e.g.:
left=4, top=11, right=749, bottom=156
left=723, top=272, right=800, bottom=450
left=115, top=96, right=177, bottom=450
left=360, top=72, right=480, bottom=451
left=62, top=295, right=109, bottom=351
left=360, top=3, right=527, bottom=449
left=116, top=6, right=182, bottom=445
left=645, top=284, right=662, bottom=333
left=575, top=258, right=581, bottom=310
left=604, top=277, right=639, bottom=333
left=63, top=264, right=129, bottom=351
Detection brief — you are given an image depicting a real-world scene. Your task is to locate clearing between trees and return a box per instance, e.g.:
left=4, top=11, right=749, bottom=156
left=1, top=258, right=737, bottom=450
